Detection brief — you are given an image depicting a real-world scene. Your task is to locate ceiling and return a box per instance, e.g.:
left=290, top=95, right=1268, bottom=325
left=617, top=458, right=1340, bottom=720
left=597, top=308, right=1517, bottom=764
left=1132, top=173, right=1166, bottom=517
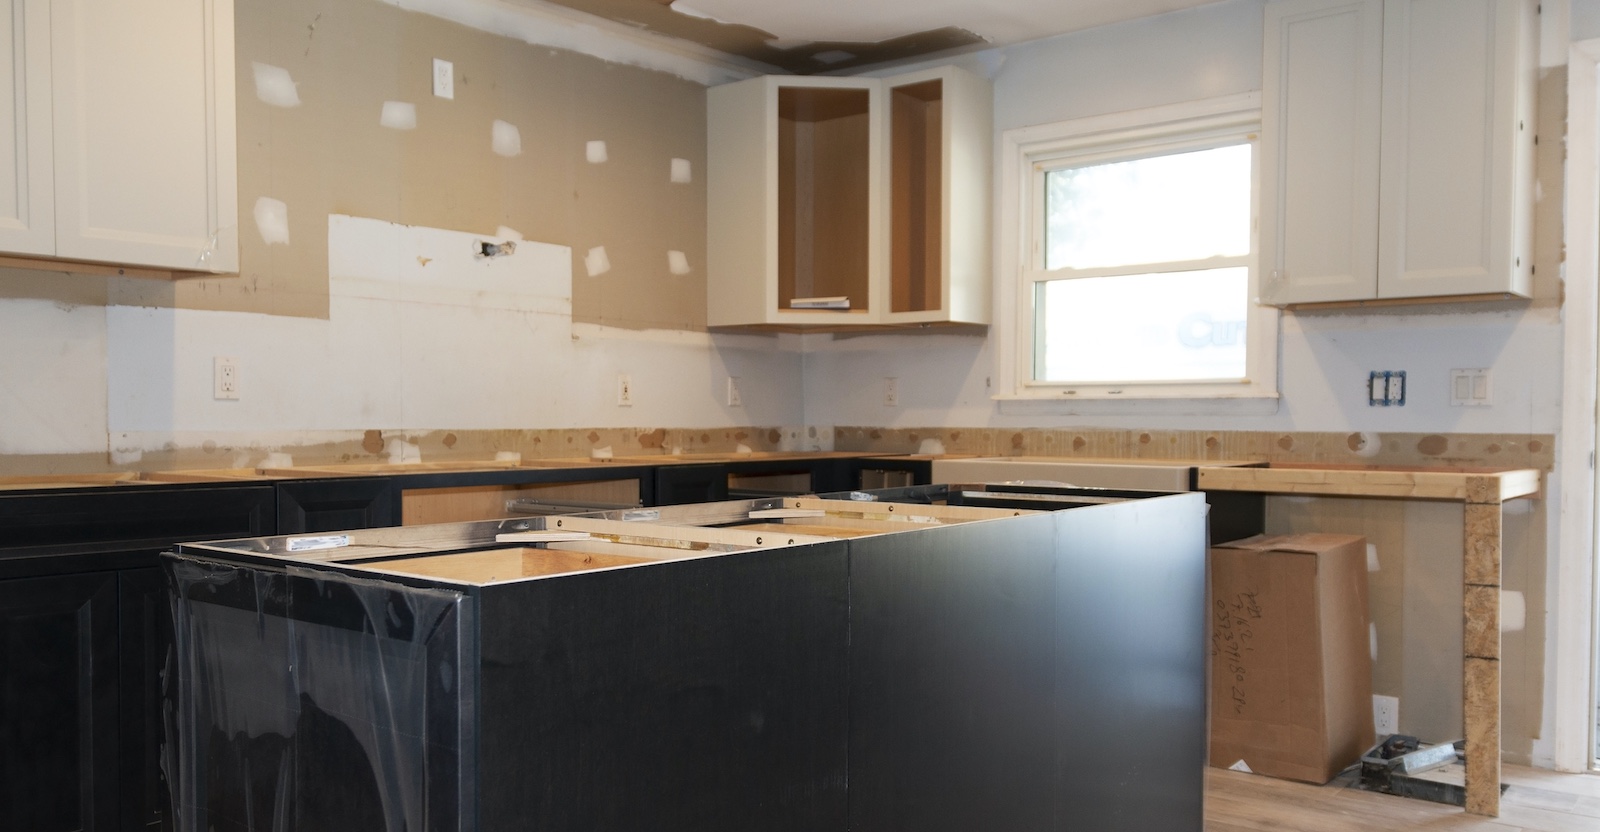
left=514, top=0, right=1230, bottom=74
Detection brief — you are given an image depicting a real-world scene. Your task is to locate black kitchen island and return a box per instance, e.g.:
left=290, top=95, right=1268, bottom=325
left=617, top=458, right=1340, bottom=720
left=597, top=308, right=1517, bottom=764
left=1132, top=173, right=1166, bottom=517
left=165, top=485, right=1209, bottom=831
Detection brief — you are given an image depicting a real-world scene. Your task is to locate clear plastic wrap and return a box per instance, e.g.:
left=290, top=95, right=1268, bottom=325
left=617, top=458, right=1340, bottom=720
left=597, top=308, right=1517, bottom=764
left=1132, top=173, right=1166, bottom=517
left=165, top=555, right=475, bottom=832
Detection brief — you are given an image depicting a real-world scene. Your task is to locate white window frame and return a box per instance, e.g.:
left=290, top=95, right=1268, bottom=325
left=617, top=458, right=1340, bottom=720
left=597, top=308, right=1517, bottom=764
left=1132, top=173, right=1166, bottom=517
left=995, top=93, right=1279, bottom=411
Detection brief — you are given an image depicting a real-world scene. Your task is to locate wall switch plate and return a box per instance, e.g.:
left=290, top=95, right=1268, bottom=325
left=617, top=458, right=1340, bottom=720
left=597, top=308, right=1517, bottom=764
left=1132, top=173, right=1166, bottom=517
left=1373, top=694, right=1399, bottom=736
left=1449, top=368, right=1492, bottom=406
left=214, top=356, right=239, bottom=400
left=432, top=58, right=454, bottom=99
left=616, top=374, right=633, bottom=407
left=883, top=377, right=899, bottom=407
left=726, top=377, right=742, bottom=407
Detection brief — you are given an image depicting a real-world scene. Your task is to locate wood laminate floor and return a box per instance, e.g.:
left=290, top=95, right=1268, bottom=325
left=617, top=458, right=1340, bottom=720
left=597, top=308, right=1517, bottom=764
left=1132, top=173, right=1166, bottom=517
left=1206, top=765, right=1600, bottom=831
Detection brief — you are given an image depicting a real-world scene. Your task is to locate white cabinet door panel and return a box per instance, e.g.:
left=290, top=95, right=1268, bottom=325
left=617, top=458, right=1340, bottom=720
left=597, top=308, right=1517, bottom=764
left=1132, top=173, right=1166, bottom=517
left=0, top=0, right=52, bottom=256
left=1378, top=0, right=1524, bottom=298
left=50, top=0, right=235, bottom=271
left=1260, top=0, right=1382, bottom=305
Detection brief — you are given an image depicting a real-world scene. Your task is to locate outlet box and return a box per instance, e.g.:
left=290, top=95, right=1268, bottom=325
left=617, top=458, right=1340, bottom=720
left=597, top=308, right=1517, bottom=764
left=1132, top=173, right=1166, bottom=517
left=213, top=356, right=239, bottom=400
left=1367, top=370, right=1406, bottom=406
left=617, top=374, right=633, bottom=407
left=726, top=377, right=742, bottom=407
left=1373, top=694, right=1399, bottom=736
left=432, top=58, right=454, bottom=99
left=883, top=377, right=899, bottom=407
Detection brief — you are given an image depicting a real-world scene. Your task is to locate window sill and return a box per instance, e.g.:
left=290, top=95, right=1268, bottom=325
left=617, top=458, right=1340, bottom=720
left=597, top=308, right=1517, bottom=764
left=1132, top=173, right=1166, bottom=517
left=994, top=392, right=1281, bottom=417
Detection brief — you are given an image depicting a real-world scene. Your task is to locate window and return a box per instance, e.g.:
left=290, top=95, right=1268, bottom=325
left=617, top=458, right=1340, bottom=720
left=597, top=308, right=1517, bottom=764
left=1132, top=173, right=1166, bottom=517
left=996, top=94, right=1278, bottom=406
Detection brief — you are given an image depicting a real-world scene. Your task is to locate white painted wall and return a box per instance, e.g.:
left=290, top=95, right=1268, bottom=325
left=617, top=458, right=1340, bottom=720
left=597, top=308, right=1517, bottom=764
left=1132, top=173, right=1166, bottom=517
left=0, top=215, right=807, bottom=463
left=811, top=0, right=1560, bottom=438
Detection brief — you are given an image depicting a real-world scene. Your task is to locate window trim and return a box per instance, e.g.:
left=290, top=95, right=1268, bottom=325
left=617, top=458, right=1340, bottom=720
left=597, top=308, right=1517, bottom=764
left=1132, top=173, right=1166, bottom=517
left=995, top=92, right=1279, bottom=405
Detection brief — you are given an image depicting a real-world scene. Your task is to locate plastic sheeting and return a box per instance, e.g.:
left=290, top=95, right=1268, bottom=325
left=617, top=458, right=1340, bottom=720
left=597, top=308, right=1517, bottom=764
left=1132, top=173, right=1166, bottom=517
left=165, top=556, right=475, bottom=832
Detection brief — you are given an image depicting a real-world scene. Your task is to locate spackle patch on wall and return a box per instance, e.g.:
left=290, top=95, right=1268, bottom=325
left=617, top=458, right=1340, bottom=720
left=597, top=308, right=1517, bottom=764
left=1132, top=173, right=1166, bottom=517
left=492, top=120, right=523, bottom=157
left=586, top=140, right=608, bottom=164
left=670, top=158, right=692, bottom=183
left=380, top=101, right=418, bottom=130
left=252, top=62, right=302, bottom=108
left=585, top=246, right=611, bottom=277
left=667, top=250, right=690, bottom=275
left=254, top=197, right=291, bottom=245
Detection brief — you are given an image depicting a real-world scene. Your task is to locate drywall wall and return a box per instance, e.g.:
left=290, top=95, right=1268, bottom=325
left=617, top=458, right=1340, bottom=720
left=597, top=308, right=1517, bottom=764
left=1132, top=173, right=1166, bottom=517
left=0, top=0, right=808, bottom=466
left=810, top=0, right=1572, bottom=767
left=23, top=0, right=712, bottom=331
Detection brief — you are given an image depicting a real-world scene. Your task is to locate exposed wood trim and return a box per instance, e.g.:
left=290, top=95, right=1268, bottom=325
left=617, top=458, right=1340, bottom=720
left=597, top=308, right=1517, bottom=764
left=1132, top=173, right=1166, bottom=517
left=0, top=253, right=223, bottom=280
left=1278, top=291, right=1527, bottom=311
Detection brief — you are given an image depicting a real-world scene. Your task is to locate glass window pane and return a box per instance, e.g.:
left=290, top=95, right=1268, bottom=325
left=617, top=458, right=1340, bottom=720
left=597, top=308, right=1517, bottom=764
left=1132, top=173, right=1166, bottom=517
left=1044, top=143, right=1252, bottom=270
left=1035, top=268, right=1249, bottom=383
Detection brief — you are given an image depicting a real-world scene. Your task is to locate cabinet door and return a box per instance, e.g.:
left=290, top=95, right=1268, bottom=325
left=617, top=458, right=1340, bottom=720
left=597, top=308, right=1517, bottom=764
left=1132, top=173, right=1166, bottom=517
left=118, top=568, right=173, bottom=832
left=0, top=0, right=52, bottom=256
left=49, top=0, right=236, bottom=272
left=0, top=571, right=119, bottom=832
left=1377, top=0, right=1531, bottom=299
left=1259, top=0, right=1383, bottom=305
left=277, top=478, right=400, bottom=533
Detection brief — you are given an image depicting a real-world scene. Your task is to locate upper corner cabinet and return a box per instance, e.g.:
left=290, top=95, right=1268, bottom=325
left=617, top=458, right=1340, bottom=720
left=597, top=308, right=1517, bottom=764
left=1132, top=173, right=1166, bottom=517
left=706, top=66, right=992, bottom=329
left=0, top=0, right=237, bottom=275
left=1258, top=0, right=1534, bottom=306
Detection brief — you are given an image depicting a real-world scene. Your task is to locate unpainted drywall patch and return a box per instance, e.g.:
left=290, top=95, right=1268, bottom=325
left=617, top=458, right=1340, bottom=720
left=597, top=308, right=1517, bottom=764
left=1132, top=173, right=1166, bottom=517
left=496, top=226, right=524, bottom=241
left=584, top=246, right=611, bottom=276
left=380, top=100, right=418, bottom=129
left=253, top=197, right=291, bottom=245
left=667, top=250, right=690, bottom=275
left=671, top=158, right=692, bottom=183
left=252, top=62, right=302, bottom=107
left=492, top=120, right=523, bottom=157
left=586, top=140, right=608, bottom=163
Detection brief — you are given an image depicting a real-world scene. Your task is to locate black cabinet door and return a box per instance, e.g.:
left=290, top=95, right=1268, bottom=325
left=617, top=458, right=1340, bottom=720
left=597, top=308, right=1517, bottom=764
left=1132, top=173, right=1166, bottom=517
left=0, top=572, right=119, bottom=832
left=651, top=464, right=729, bottom=506
left=119, top=568, right=174, bottom=832
left=276, top=479, right=399, bottom=533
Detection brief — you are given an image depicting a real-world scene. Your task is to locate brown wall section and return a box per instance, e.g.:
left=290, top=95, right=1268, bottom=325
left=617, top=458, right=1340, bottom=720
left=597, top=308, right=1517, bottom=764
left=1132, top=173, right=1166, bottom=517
left=9, top=0, right=710, bottom=331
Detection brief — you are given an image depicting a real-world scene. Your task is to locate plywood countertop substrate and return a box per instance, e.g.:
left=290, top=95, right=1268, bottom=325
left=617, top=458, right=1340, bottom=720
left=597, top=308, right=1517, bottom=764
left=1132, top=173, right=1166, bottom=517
left=1197, top=465, right=1541, bottom=501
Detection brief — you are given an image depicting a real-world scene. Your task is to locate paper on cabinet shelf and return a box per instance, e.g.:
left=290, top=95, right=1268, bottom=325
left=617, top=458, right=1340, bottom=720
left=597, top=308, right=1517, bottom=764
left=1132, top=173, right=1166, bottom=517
left=788, top=296, right=850, bottom=309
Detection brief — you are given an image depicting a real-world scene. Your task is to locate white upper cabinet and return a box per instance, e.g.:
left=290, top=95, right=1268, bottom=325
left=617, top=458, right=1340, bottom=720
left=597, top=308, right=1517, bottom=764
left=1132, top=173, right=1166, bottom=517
left=0, top=0, right=53, bottom=257
left=707, top=65, right=991, bottom=329
left=1260, top=0, right=1533, bottom=306
left=0, top=0, right=235, bottom=275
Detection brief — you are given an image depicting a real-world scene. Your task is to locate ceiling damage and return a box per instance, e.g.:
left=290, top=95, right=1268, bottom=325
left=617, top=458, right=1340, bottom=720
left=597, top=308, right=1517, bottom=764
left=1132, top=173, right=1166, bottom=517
left=516, top=0, right=1227, bottom=75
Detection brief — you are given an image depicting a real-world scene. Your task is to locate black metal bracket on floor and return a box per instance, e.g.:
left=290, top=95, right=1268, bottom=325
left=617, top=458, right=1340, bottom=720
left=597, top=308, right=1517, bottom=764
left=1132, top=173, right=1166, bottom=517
left=1352, top=734, right=1508, bottom=807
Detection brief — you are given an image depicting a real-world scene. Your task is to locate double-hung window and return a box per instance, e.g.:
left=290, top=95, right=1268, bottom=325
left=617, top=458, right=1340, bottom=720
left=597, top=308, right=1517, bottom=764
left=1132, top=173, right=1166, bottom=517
left=996, top=94, right=1278, bottom=406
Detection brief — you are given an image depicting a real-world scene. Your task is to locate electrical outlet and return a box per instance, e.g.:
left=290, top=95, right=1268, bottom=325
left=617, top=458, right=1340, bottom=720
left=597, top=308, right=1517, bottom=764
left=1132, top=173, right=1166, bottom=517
left=432, top=58, right=454, bottom=99
left=617, top=374, right=633, bottom=407
left=883, top=377, right=899, bottom=407
left=1373, top=694, right=1399, bottom=736
left=213, top=356, right=239, bottom=400
left=1367, top=370, right=1406, bottom=406
left=726, top=377, right=743, bottom=407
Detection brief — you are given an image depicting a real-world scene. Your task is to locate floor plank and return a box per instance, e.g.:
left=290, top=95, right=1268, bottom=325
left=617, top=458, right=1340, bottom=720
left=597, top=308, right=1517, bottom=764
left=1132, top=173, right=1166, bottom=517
left=1205, top=765, right=1600, bottom=832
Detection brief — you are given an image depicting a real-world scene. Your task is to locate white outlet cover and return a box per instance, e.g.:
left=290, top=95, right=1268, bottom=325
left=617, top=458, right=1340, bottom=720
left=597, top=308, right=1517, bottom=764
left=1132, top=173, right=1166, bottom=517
left=432, top=58, right=454, bottom=99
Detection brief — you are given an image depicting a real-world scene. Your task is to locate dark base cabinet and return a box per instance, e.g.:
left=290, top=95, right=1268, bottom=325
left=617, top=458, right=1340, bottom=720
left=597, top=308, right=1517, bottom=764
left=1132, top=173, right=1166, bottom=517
left=0, top=484, right=274, bottom=832
left=0, top=571, right=120, bottom=832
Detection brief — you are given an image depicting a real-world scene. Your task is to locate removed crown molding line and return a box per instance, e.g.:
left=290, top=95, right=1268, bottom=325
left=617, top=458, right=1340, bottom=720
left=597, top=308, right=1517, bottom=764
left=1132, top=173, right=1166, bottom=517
left=378, top=0, right=778, bottom=86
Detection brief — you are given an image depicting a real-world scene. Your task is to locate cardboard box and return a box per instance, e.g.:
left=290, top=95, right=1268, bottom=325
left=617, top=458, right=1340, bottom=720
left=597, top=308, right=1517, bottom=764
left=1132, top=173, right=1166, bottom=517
left=1208, top=533, right=1375, bottom=784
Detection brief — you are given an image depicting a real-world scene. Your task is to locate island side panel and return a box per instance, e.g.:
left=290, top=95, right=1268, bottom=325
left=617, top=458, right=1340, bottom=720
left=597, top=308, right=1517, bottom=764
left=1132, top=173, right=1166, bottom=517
left=476, top=542, right=851, bottom=832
